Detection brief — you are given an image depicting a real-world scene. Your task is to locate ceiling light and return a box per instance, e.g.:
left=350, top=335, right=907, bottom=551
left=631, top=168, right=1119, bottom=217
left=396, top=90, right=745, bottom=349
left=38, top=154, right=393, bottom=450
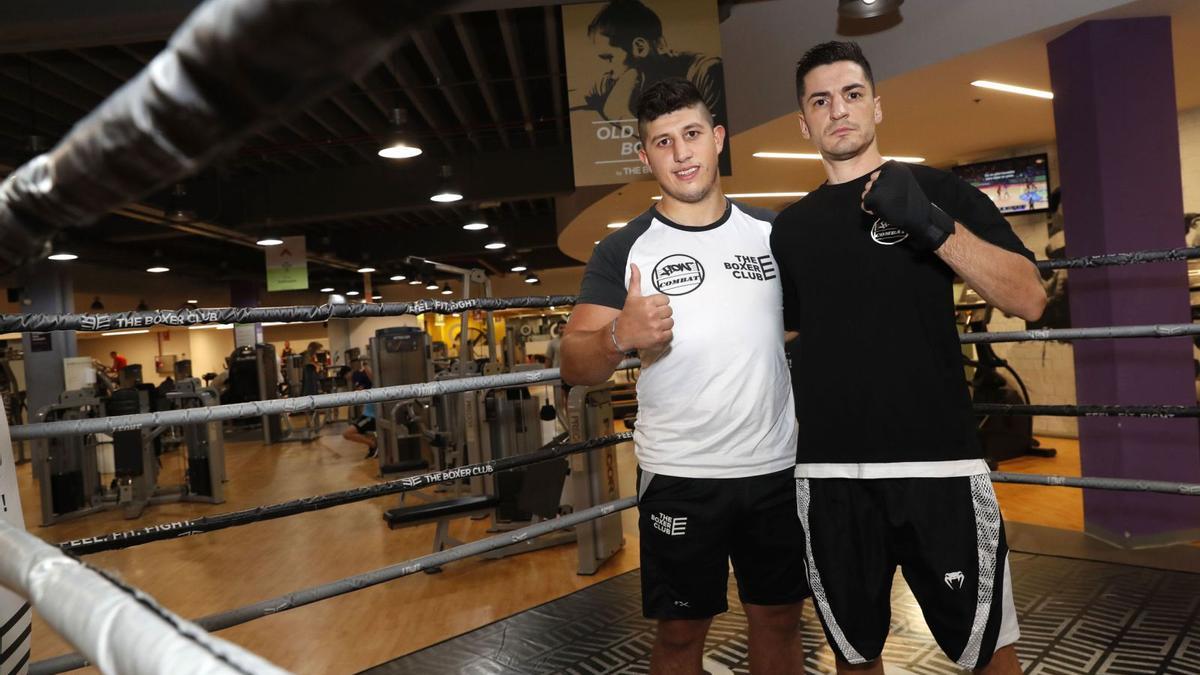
left=510, top=263, right=528, bottom=272
left=320, top=287, right=335, bottom=292
left=102, top=329, right=151, bottom=336
left=187, top=299, right=198, bottom=304
left=372, top=294, right=383, bottom=300
left=357, top=266, right=376, bottom=274
left=485, top=240, right=507, bottom=250
left=256, top=237, right=284, bottom=246
left=47, top=252, right=78, bottom=261
left=389, top=274, right=406, bottom=282
left=378, top=108, right=422, bottom=159
left=407, top=277, right=422, bottom=286
left=463, top=220, right=489, bottom=231
left=838, top=0, right=904, bottom=20
left=594, top=240, right=601, bottom=245
left=430, top=164, right=463, bottom=203
left=440, top=283, right=453, bottom=296
left=146, top=266, right=170, bottom=273
left=136, top=299, right=149, bottom=311
left=346, top=291, right=360, bottom=296
left=188, top=324, right=232, bottom=331
left=606, top=222, right=626, bottom=229
left=970, top=80, right=1054, bottom=100
left=524, top=272, right=540, bottom=284
left=753, top=152, right=926, bottom=162
left=425, top=278, right=440, bottom=291
left=90, top=296, right=104, bottom=311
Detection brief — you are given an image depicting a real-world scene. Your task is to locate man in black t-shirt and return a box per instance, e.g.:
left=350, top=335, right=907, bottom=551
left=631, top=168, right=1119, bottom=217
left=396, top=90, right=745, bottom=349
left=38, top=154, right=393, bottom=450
left=771, top=42, right=1047, bottom=674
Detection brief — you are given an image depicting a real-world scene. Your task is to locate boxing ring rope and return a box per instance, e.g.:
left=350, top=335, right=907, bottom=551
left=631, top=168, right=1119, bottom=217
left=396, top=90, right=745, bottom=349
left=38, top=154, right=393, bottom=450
left=2, top=244, right=1200, bottom=333
left=0, top=519, right=289, bottom=675
left=976, top=403, right=1200, bottom=418
left=60, top=432, right=633, bottom=557
left=30, top=496, right=639, bottom=675
left=990, top=473, right=1200, bottom=496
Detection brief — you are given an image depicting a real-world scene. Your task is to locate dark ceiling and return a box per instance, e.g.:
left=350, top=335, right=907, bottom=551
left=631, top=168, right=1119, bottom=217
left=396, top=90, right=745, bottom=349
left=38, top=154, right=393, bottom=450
left=0, top=4, right=582, bottom=289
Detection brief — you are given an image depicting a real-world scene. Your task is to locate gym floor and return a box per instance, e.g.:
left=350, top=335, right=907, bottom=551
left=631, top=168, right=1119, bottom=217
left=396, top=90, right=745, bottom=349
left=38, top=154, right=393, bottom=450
left=9, top=422, right=1167, bottom=673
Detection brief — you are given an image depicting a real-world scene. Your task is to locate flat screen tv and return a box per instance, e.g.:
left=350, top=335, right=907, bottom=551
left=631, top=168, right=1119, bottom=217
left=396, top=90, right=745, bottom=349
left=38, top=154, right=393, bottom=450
left=952, top=153, right=1051, bottom=215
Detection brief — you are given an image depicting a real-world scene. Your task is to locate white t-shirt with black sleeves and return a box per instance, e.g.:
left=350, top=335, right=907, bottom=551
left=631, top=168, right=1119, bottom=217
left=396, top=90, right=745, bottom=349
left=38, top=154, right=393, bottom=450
left=578, top=199, right=797, bottom=479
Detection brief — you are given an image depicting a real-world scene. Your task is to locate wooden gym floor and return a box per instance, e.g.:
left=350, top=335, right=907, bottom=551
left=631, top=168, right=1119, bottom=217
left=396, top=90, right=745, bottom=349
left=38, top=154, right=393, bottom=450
left=9, top=426, right=1144, bottom=673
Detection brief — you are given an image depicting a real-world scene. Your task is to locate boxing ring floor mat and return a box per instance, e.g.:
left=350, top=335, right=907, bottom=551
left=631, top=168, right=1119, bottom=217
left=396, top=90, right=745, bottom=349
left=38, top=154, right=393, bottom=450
left=362, top=552, right=1200, bottom=674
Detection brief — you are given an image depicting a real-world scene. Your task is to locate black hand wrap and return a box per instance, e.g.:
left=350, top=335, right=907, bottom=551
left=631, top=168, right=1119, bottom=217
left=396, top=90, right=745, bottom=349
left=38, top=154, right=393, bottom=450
left=863, top=161, right=954, bottom=251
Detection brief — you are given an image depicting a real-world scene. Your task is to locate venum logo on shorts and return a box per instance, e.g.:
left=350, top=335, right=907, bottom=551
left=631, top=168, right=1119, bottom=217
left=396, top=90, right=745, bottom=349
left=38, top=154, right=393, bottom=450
left=870, top=218, right=908, bottom=245
left=944, top=571, right=965, bottom=590
left=651, top=254, right=705, bottom=295
left=723, top=254, right=777, bottom=281
left=651, top=512, right=687, bottom=536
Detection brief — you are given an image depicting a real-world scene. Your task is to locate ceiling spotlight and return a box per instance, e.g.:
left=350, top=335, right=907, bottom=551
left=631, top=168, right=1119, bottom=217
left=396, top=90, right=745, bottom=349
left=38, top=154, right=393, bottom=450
left=357, top=266, right=376, bottom=274
left=346, top=291, right=360, bottom=297
left=430, top=164, right=463, bottom=203
left=136, top=299, right=149, bottom=311
left=146, top=266, right=170, bottom=273
left=838, top=0, right=903, bottom=20
left=47, top=252, right=78, bottom=261
left=389, top=273, right=407, bottom=282
left=463, top=220, right=489, bottom=231
left=320, top=287, right=335, bottom=292
left=256, top=237, right=284, bottom=246
left=510, top=262, right=528, bottom=273
left=90, top=296, right=105, bottom=311
left=425, top=278, right=439, bottom=291
left=485, top=239, right=507, bottom=250
left=407, top=277, right=422, bottom=286
left=187, top=299, right=198, bottom=304
left=440, top=283, right=453, bottom=296
left=372, top=294, right=383, bottom=300
left=378, top=108, right=423, bottom=159
left=164, top=183, right=197, bottom=224
left=524, top=272, right=540, bottom=284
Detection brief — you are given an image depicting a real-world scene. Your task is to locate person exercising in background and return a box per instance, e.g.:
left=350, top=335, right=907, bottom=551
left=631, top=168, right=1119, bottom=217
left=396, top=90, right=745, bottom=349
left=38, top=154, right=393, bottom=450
left=342, top=359, right=377, bottom=459
left=772, top=41, right=1046, bottom=674
left=561, top=78, right=807, bottom=675
left=110, top=351, right=127, bottom=373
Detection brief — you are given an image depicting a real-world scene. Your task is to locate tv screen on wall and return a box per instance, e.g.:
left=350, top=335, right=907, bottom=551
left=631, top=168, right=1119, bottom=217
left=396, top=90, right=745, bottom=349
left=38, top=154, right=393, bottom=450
left=952, top=153, right=1051, bottom=215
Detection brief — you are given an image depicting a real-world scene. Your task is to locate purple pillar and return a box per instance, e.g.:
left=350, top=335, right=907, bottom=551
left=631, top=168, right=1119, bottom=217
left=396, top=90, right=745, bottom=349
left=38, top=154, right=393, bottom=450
left=1048, top=17, right=1200, bottom=547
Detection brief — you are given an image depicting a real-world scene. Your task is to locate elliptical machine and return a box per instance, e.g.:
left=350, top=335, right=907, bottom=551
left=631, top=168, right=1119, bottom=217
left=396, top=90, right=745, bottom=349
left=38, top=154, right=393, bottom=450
left=958, top=292, right=1056, bottom=468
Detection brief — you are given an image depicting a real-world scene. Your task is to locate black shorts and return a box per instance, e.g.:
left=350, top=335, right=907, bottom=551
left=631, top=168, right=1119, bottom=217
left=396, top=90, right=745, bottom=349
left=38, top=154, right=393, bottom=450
left=796, top=475, right=1020, bottom=670
left=351, top=415, right=376, bottom=433
left=637, top=466, right=810, bottom=620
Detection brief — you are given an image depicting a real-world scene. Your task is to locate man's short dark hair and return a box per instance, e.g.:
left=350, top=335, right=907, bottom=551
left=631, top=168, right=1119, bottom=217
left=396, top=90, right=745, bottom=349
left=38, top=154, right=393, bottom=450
left=635, top=77, right=711, bottom=138
left=795, top=41, right=875, bottom=104
left=587, top=0, right=662, bottom=52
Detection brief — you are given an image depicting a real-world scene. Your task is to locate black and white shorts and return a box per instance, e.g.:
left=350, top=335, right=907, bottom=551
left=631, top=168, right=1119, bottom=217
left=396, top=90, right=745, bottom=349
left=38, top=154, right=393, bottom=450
left=638, top=466, right=810, bottom=620
left=351, top=415, right=376, bottom=433
left=796, top=475, right=1020, bottom=670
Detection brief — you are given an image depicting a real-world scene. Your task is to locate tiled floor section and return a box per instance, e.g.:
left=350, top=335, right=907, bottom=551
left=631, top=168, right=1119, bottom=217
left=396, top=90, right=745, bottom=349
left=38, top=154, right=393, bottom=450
left=365, top=553, right=1200, bottom=674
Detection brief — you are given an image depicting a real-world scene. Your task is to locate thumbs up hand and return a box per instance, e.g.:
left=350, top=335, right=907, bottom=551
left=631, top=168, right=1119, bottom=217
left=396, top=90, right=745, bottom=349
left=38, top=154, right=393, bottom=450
left=613, top=264, right=674, bottom=352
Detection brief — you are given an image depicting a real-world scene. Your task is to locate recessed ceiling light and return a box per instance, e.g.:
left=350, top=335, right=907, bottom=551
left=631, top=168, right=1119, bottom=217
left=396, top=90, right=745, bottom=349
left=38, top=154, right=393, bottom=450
left=256, top=237, right=284, bottom=246
left=971, top=80, right=1053, bottom=99
left=346, top=291, right=360, bottom=296
left=430, top=190, right=463, bottom=203
left=463, top=221, right=489, bottom=231
left=320, top=287, right=335, bottom=292
left=146, top=266, right=170, bottom=273
left=606, top=222, right=626, bottom=229
left=389, top=274, right=406, bottom=281
left=48, top=253, right=78, bottom=261
left=485, top=241, right=507, bottom=250
left=510, top=263, right=528, bottom=272
left=378, top=143, right=422, bottom=159
left=357, top=266, right=376, bottom=274
left=753, top=152, right=926, bottom=163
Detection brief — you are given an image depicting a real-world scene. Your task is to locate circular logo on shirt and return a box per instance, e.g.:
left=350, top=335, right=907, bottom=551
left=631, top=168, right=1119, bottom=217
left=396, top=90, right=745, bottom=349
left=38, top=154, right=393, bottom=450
left=651, top=254, right=705, bottom=295
left=870, top=218, right=908, bottom=245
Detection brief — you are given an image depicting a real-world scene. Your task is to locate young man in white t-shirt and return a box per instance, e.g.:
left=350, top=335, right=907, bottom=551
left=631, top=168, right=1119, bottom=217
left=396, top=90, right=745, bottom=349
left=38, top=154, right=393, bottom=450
left=561, top=78, right=808, bottom=675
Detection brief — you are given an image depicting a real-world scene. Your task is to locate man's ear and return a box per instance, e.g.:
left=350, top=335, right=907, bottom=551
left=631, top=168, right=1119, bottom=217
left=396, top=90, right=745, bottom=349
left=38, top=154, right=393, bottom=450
left=713, top=124, right=726, bottom=154
left=874, top=96, right=882, bottom=124
left=797, top=112, right=811, bottom=140
left=631, top=36, right=651, bottom=59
